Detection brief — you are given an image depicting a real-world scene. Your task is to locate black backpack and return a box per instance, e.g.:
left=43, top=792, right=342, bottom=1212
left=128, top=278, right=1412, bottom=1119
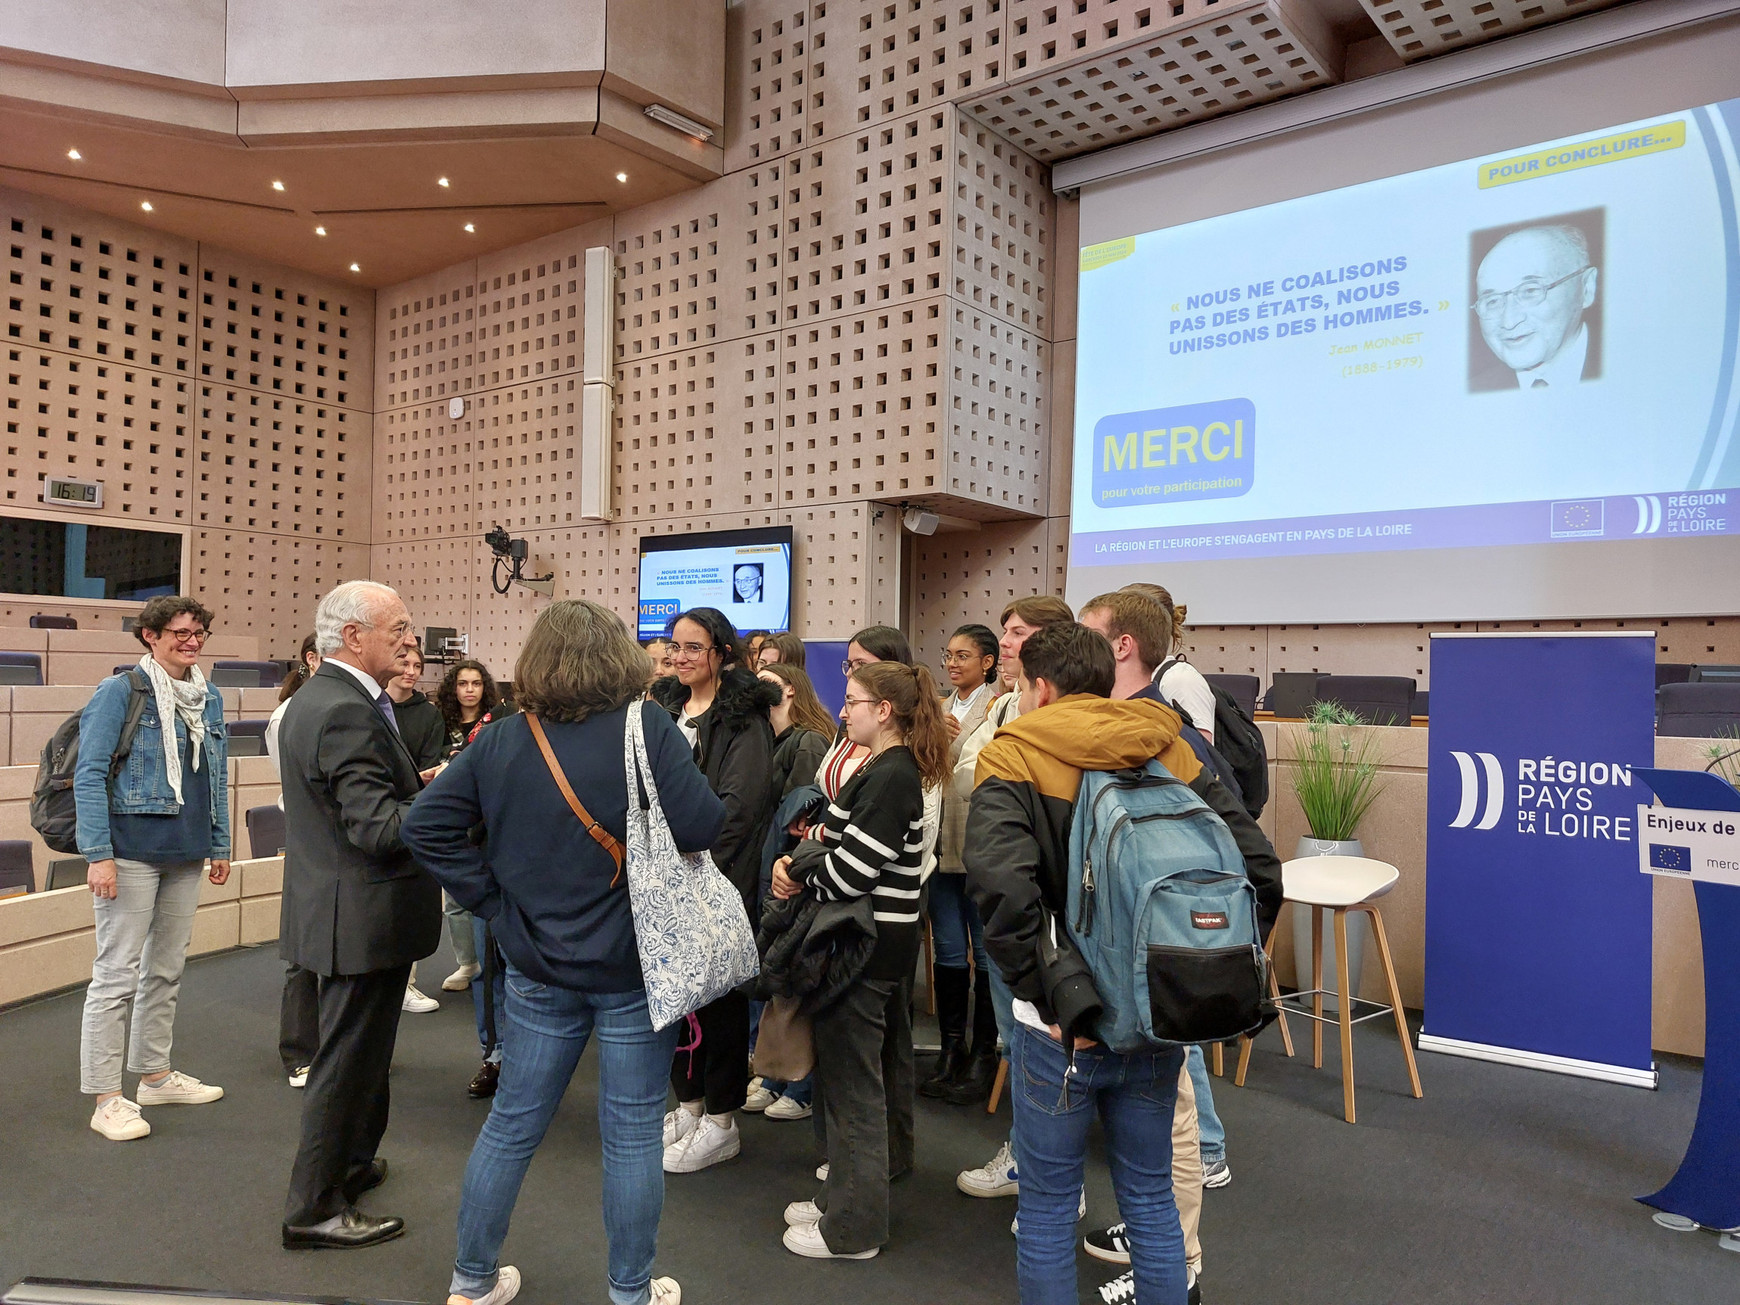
left=30, top=670, right=151, bottom=854
left=1160, top=658, right=1270, bottom=820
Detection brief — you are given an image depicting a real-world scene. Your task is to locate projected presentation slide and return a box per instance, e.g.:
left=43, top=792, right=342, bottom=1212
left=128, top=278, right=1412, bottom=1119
left=1070, top=99, right=1740, bottom=573
left=638, top=527, right=793, bottom=639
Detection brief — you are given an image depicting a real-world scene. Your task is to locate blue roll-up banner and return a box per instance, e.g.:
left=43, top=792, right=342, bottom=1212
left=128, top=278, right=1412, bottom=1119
left=1422, top=632, right=1657, bottom=1087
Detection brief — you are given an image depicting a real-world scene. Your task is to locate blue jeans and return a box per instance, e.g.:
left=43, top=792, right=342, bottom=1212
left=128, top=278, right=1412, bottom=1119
left=471, top=915, right=507, bottom=1064
left=983, top=956, right=1016, bottom=1055
left=451, top=970, right=681, bottom=1305
left=1010, top=1025, right=1188, bottom=1305
left=927, top=872, right=989, bottom=972
left=1186, top=1045, right=1225, bottom=1165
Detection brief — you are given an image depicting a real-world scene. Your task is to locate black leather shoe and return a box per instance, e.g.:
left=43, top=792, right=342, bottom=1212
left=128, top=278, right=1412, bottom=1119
left=468, top=1060, right=500, bottom=1099
left=281, top=1207, right=405, bottom=1250
left=344, top=1157, right=387, bottom=1201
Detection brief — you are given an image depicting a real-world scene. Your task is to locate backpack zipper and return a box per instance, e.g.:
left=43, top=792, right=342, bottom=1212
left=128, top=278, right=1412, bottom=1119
left=1079, top=802, right=1219, bottom=937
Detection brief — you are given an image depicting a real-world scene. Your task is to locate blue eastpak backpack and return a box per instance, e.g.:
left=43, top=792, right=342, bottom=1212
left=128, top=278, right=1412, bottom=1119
left=1066, top=760, right=1269, bottom=1053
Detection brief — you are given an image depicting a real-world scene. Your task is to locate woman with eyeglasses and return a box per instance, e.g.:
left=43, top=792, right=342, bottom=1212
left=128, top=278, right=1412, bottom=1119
left=813, top=625, right=911, bottom=802
left=921, top=623, right=1000, bottom=1101
left=74, top=594, right=231, bottom=1141
left=769, top=659, right=952, bottom=1259
left=650, top=606, right=781, bottom=1174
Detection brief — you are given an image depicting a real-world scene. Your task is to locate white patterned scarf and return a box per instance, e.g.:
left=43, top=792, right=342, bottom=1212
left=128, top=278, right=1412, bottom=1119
left=138, top=653, right=209, bottom=805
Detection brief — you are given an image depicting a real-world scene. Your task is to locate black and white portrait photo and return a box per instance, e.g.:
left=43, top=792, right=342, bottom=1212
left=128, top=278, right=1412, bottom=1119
left=1468, top=209, right=1604, bottom=393
left=731, top=562, right=764, bottom=604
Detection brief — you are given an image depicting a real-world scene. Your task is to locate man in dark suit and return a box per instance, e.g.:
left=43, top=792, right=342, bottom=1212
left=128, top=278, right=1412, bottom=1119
left=278, top=579, right=441, bottom=1249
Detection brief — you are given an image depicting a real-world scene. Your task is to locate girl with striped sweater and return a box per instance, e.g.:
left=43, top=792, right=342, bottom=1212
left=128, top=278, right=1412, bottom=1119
left=769, top=659, right=952, bottom=1261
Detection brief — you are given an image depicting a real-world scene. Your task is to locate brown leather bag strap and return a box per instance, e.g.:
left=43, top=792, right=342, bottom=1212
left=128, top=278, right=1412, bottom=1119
left=525, top=712, right=625, bottom=881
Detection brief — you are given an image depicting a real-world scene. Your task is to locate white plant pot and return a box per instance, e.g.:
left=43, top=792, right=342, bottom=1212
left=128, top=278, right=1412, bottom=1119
left=1291, top=837, right=1369, bottom=1014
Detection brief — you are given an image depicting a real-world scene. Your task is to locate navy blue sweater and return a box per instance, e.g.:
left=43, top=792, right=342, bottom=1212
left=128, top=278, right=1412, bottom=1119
left=402, top=699, right=726, bottom=993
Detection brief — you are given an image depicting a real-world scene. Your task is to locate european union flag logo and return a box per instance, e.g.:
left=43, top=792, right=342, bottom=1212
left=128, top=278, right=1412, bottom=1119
left=1649, top=844, right=1692, bottom=873
left=1550, top=499, right=1605, bottom=538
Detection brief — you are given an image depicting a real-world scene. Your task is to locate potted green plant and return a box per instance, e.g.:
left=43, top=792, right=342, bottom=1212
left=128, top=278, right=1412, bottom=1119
left=1289, top=700, right=1388, bottom=1010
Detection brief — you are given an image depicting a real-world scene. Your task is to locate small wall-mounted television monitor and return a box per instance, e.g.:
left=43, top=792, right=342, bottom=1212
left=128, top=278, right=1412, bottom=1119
left=638, top=526, right=793, bottom=639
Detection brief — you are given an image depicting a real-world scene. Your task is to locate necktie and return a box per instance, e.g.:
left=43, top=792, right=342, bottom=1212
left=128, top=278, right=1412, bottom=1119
left=375, top=690, right=401, bottom=736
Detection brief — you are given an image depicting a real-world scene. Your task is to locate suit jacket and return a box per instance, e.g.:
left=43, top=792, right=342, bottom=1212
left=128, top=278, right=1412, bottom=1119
left=277, top=661, right=441, bottom=976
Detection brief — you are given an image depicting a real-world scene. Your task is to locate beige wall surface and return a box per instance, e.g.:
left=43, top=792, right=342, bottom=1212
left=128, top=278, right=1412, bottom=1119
left=223, top=0, right=608, bottom=91
left=0, top=0, right=229, bottom=88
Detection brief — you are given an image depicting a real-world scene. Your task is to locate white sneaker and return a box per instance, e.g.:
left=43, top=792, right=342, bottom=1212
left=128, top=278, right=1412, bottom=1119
left=958, top=1139, right=1019, bottom=1197
left=816, top=1162, right=830, bottom=1182
left=782, top=1219, right=878, bottom=1259
left=442, top=963, right=482, bottom=992
left=136, top=1071, right=224, bottom=1105
left=1095, top=1266, right=1196, bottom=1304
left=288, top=1066, right=309, bottom=1089
left=1203, top=1156, right=1231, bottom=1189
left=784, top=1199, right=822, bottom=1227
left=663, top=1106, right=701, bottom=1148
left=448, top=1265, right=521, bottom=1305
left=765, top=1095, right=812, bottom=1121
left=403, top=984, right=440, bottom=1013
left=90, top=1096, right=150, bottom=1141
left=665, top=1114, right=740, bottom=1173
left=649, top=1279, right=681, bottom=1304
left=743, top=1082, right=777, bottom=1113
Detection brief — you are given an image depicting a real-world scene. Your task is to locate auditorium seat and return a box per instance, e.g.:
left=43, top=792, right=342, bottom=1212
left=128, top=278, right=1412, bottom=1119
left=0, top=841, right=33, bottom=898
left=47, top=857, right=88, bottom=890
left=227, top=719, right=270, bottom=756
left=1315, top=675, right=1417, bottom=727
left=1264, top=672, right=1325, bottom=718
left=1205, top=673, right=1260, bottom=721
left=0, top=653, right=44, bottom=686
left=28, top=615, right=76, bottom=630
left=245, top=804, right=287, bottom=859
left=1657, top=682, right=1740, bottom=737
left=1690, top=664, right=1740, bottom=683
left=1657, top=663, right=1696, bottom=687
left=211, top=660, right=284, bottom=688
left=1413, top=691, right=1429, bottom=718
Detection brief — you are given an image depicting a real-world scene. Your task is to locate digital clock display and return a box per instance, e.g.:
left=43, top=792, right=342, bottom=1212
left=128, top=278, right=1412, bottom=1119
left=51, top=481, right=98, bottom=503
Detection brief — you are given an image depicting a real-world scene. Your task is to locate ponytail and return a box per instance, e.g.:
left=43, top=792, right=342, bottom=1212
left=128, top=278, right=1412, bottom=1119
left=850, top=661, right=952, bottom=789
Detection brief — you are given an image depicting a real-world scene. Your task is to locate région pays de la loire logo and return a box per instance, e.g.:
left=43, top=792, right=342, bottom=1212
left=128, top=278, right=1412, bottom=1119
left=1447, top=751, right=1636, bottom=842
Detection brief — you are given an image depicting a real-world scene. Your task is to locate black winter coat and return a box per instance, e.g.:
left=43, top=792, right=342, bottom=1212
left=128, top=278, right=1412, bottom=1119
left=651, top=667, right=782, bottom=909
left=756, top=883, right=878, bottom=1015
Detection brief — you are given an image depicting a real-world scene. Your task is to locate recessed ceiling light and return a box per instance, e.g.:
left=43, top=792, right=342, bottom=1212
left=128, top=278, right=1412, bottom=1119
left=463, top=223, right=476, bottom=233
left=271, top=180, right=285, bottom=191
left=437, top=176, right=451, bottom=188
left=616, top=172, right=629, bottom=183
left=66, top=148, right=82, bottom=160
left=140, top=200, right=154, bottom=212
left=314, top=225, right=327, bottom=236
left=349, top=263, right=361, bottom=272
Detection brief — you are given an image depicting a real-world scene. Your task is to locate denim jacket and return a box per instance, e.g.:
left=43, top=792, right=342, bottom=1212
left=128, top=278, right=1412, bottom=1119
left=73, top=671, right=230, bottom=864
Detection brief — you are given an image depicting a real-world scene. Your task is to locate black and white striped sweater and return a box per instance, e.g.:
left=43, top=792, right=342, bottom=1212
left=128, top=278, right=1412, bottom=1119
left=806, top=744, right=926, bottom=979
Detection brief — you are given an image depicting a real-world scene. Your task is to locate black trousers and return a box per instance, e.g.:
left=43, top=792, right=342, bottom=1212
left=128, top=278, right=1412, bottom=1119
left=670, top=987, right=750, bottom=1115
left=279, top=963, right=320, bottom=1074
left=284, top=964, right=411, bottom=1226
left=811, top=974, right=916, bottom=1254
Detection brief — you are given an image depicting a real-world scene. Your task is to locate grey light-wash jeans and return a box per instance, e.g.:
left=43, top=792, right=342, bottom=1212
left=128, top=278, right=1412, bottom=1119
left=79, top=858, right=204, bottom=1095
left=445, top=890, right=478, bottom=968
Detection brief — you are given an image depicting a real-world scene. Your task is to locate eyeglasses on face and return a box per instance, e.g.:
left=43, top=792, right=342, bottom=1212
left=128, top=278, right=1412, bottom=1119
left=842, top=695, right=880, bottom=711
left=160, top=626, right=208, bottom=645
left=1471, top=266, right=1589, bottom=319
left=941, top=650, right=985, bottom=665
left=841, top=657, right=874, bottom=675
left=673, top=642, right=716, bottom=659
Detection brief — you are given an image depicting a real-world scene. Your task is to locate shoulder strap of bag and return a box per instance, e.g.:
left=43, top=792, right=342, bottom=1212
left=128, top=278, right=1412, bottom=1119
left=525, top=712, right=625, bottom=881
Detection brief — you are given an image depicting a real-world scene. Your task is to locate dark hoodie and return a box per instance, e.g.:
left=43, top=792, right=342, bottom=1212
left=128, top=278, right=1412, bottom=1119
left=651, top=666, right=783, bottom=909
left=964, top=694, right=1283, bottom=1039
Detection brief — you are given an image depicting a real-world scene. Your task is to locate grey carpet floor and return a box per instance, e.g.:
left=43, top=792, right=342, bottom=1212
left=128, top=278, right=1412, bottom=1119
left=0, top=943, right=1732, bottom=1304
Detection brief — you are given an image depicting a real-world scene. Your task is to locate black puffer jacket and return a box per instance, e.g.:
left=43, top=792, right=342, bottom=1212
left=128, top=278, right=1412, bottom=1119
left=756, top=870, right=878, bottom=1016
left=651, top=667, right=782, bottom=909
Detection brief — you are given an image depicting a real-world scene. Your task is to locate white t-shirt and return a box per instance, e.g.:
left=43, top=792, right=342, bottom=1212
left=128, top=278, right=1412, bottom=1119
left=1157, top=658, right=1216, bottom=745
